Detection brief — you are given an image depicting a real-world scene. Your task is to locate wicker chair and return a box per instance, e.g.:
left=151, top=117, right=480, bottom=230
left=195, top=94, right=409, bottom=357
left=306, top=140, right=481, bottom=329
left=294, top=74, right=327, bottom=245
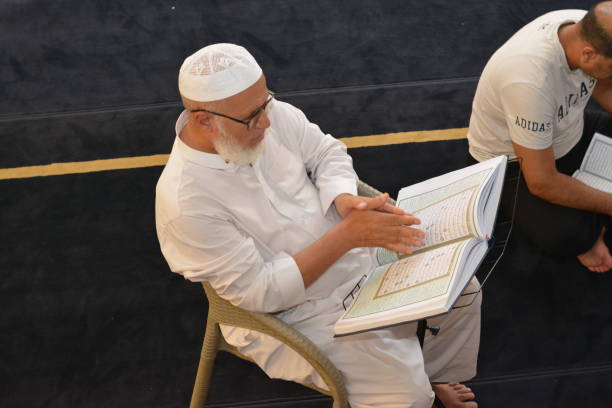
left=189, top=181, right=389, bottom=408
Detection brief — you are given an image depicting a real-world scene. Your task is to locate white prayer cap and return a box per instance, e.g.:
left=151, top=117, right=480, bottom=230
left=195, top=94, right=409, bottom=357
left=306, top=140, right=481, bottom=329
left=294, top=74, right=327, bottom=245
left=178, top=43, right=263, bottom=102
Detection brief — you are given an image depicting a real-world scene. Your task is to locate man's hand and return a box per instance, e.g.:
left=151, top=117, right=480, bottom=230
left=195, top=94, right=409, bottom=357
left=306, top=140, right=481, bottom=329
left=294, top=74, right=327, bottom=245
left=341, top=209, right=425, bottom=255
left=294, top=203, right=425, bottom=288
left=334, top=192, right=405, bottom=218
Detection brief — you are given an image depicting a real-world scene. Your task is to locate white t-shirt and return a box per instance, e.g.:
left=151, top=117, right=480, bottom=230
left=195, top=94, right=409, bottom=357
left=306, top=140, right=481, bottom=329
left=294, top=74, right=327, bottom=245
left=468, top=9, right=596, bottom=161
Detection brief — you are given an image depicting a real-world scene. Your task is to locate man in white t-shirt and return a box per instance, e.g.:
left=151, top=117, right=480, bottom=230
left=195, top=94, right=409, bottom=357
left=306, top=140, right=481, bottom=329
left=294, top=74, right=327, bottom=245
left=468, top=3, right=612, bottom=272
left=156, top=43, right=482, bottom=408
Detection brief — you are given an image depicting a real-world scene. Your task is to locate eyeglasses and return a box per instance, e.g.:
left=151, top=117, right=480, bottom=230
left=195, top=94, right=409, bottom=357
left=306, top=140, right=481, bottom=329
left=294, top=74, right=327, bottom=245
left=190, top=91, right=275, bottom=130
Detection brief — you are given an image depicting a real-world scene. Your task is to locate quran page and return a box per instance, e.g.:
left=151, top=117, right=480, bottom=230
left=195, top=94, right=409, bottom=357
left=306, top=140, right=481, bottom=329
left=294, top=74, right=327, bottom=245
left=374, top=182, right=480, bottom=264
left=573, top=133, right=612, bottom=193
left=397, top=170, right=489, bottom=251
left=340, top=240, right=468, bottom=324
left=582, top=133, right=612, bottom=179
left=375, top=155, right=506, bottom=264
left=574, top=171, right=612, bottom=194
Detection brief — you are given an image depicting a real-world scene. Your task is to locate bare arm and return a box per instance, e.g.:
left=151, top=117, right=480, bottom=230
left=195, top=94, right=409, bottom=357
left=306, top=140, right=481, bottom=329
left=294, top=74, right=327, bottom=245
left=512, top=141, right=612, bottom=216
left=294, top=209, right=424, bottom=287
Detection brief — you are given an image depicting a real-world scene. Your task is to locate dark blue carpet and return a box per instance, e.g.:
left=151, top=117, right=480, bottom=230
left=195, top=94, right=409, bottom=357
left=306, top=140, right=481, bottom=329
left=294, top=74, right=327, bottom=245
left=2, top=0, right=611, bottom=407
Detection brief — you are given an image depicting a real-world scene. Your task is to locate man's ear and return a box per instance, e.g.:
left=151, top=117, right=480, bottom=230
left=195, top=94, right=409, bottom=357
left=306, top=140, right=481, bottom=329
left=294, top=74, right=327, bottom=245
left=194, top=112, right=214, bottom=131
left=581, top=45, right=599, bottom=65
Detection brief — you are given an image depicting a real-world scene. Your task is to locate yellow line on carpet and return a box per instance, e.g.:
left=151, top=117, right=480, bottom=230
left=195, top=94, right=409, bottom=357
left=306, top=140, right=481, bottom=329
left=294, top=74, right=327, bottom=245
left=340, top=127, right=467, bottom=148
left=0, top=155, right=170, bottom=180
left=0, top=128, right=467, bottom=180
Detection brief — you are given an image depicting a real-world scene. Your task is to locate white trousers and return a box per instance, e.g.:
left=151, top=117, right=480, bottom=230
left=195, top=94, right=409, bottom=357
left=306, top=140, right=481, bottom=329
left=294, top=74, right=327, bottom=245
left=222, top=277, right=481, bottom=408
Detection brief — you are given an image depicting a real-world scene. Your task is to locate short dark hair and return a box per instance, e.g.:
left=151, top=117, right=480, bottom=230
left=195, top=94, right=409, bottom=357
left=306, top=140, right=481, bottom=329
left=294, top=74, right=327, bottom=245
left=581, top=4, right=612, bottom=58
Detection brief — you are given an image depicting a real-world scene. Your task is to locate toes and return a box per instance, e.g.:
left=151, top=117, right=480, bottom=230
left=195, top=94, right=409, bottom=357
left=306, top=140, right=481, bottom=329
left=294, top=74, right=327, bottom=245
left=452, top=383, right=471, bottom=393
left=459, top=392, right=476, bottom=401
left=588, top=265, right=605, bottom=273
left=433, top=382, right=477, bottom=407
left=590, top=265, right=609, bottom=273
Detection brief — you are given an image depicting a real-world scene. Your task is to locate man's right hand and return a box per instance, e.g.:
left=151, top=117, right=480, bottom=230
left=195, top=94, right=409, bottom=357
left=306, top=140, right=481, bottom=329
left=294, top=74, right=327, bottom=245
left=341, top=209, right=425, bottom=255
left=294, top=206, right=425, bottom=288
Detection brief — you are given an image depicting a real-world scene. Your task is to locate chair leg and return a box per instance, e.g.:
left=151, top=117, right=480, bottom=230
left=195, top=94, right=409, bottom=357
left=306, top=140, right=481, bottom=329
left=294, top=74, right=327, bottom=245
left=333, top=398, right=350, bottom=408
left=189, top=320, right=222, bottom=408
left=331, top=389, right=349, bottom=408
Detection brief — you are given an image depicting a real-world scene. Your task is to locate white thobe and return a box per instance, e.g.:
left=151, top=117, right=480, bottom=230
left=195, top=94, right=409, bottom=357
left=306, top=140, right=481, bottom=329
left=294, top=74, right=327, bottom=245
left=156, top=100, right=481, bottom=408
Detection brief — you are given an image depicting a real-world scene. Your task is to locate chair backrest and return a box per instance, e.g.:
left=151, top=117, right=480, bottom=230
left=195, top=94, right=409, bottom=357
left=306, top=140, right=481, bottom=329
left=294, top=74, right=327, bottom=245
left=357, top=180, right=395, bottom=204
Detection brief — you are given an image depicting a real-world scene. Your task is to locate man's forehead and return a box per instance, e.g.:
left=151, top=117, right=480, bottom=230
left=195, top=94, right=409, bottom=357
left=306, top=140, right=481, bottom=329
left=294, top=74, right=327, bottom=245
left=223, top=76, right=268, bottom=115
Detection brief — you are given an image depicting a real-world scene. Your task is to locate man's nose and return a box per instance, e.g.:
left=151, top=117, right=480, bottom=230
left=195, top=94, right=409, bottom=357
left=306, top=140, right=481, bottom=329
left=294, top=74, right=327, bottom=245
left=254, top=111, right=271, bottom=129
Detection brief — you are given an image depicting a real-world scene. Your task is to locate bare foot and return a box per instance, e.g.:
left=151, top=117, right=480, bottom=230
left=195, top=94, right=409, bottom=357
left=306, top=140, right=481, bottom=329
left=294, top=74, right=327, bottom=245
left=431, top=382, right=477, bottom=408
left=577, top=227, right=612, bottom=273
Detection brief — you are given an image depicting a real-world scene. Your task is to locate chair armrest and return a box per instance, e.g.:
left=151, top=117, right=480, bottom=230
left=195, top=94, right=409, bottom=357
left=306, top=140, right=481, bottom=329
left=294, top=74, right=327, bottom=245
left=357, top=180, right=396, bottom=205
left=202, top=283, right=347, bottom=401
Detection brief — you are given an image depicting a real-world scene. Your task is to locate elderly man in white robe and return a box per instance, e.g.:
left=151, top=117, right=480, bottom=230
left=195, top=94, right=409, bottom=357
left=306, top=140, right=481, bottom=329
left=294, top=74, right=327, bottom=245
left=155, top=43, right=481, bottom=408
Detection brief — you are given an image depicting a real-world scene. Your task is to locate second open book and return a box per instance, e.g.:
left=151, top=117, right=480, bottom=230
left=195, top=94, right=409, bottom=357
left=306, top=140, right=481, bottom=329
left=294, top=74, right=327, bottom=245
left=572, top=132, right=612, bottom=193
left=334, top=155, right=507, bottom=337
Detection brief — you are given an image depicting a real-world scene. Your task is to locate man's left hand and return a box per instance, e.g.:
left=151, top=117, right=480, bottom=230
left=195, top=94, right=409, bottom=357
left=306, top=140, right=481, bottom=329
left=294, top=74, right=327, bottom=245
left=334, top=193, right=405, bottom=218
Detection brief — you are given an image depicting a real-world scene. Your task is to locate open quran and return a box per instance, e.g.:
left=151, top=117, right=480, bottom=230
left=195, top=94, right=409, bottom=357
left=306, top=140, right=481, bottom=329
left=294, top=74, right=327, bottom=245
left=572, top=132, right=612, bottom=193
left=334, top=155, right=507, bottom=337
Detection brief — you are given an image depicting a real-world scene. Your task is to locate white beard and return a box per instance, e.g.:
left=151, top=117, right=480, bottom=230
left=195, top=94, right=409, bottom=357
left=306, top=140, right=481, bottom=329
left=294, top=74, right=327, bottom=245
left=213, top=121, right=265, bottom=167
